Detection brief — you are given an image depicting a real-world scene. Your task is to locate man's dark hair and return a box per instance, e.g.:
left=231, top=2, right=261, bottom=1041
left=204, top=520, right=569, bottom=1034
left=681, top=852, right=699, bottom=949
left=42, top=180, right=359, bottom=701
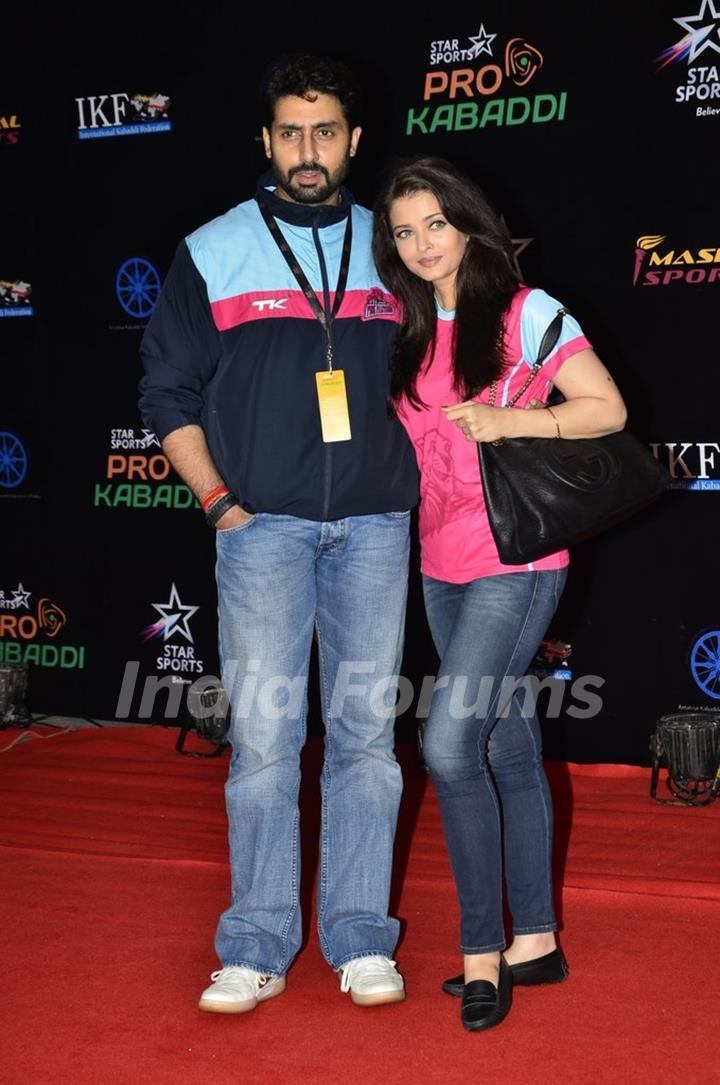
left=261, top=53, right=363, bottom=130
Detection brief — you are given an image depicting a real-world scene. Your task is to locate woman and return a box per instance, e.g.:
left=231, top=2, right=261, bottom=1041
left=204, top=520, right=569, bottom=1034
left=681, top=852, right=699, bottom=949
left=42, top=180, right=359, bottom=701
left=372, top=157, right=626, bottom=1032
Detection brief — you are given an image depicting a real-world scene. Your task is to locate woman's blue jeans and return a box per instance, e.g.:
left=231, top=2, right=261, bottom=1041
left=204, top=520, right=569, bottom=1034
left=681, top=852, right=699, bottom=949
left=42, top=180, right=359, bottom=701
left=213, top=511, right=410, bottom=975
left=422, top=568, right=567, bottom=954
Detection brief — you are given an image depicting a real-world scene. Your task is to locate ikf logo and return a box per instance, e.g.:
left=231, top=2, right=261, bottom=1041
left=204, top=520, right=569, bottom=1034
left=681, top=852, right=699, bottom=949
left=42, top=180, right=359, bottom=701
left=75, top=91, right=172, bottom=139
left=0, top=279, right=32, bottom=317
left=0, top=584, right=86, bottom=669
left=632, top=235, right=720, bottom=286
left=651, top=442, right=720, bottom=490
left=142, top=583, right=204, bottom=675
left=656, top=1, right=720, bottom=117
left=115, top=258, right=162, bottom=319
left=689, top=629, right=720, bottom=699
left=406, top=25, right=566, bottom=135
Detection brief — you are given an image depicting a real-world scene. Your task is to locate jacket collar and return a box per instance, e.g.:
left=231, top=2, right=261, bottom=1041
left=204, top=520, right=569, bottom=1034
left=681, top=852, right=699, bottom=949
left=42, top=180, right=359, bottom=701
left=255, top=171, right=353, bottom=227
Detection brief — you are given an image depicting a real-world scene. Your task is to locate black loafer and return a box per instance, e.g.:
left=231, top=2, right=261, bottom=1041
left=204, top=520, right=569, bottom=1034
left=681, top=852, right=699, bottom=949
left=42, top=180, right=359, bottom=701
left=460, top=957, right=513, bottom=1032
left=443, top=948, right=569, bottom=997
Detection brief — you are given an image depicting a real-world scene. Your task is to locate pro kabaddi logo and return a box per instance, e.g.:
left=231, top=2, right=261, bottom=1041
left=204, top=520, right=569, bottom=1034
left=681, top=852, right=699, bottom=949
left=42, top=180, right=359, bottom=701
left=0, top=583, right=86, bottom=669
left=94, top=426, right=197, bottom=509
left=406, top=27, right=566, bottom=134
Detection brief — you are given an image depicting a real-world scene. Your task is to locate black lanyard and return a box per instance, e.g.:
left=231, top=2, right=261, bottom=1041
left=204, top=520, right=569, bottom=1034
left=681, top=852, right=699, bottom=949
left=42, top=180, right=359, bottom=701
left=256, top=191, right=353, bottom=372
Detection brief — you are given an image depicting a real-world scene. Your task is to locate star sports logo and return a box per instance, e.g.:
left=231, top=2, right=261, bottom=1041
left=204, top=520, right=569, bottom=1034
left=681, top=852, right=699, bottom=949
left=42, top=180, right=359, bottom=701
left=109, top=428, right=160, bottom=450
left=429, top=25, right=499, bottom=64
left=656, top=2, right=720, bottom=114
left=468, top=24, right=496, bottom=57
left=141, top=583, right=205, bottom=675
left=0, top=582, right=31, bottom=610
left=142, top=583, right=198, bottom=643
left=657, top=1, right=720, bottom=66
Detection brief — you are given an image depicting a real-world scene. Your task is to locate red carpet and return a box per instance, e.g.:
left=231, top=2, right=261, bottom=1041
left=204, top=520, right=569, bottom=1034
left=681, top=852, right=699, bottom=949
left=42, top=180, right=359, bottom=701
left=2, top=725, right=719, bottom=1085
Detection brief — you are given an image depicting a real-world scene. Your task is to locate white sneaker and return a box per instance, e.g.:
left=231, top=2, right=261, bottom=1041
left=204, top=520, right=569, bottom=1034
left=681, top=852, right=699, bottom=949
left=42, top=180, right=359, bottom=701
left=339, top=956, right=405, bottom=1006
left=198, top=966, right=286, bottom=1014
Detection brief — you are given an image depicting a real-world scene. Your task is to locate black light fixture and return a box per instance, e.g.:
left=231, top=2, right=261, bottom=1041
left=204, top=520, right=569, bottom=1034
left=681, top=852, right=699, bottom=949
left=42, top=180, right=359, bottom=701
left=0, top=663, right=31, bottom=728
left=650, top=711, right=720, bottom=806
left=175, top=680, right=230, bottom=758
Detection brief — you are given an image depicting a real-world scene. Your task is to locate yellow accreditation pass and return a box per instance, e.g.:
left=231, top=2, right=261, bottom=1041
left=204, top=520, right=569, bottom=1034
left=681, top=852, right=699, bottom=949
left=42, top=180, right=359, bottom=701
left=315, top=369, right=352, bottom=442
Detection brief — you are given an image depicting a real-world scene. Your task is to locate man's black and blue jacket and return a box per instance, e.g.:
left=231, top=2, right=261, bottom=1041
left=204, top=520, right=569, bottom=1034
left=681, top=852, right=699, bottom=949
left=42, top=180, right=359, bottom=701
left=139, top=175, right=418, bottom=520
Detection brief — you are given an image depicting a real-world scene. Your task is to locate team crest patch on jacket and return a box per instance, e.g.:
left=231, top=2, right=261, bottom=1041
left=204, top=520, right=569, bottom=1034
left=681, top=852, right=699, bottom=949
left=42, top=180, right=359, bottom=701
left=362, top=289, right=396, bottom=321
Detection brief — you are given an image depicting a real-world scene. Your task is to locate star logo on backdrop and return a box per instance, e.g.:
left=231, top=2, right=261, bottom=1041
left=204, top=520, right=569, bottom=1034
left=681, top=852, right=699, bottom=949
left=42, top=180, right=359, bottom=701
left=148, top=583, right=198, bottom=642
left=675, top=0, right=720, bottom=60
left=11, top=582, right=31, bottom=609
left=512, top=238, right=534, bottom=260
left=511, top=237, right=534, bottom=276
left=468, top=25, right=497, bottom=58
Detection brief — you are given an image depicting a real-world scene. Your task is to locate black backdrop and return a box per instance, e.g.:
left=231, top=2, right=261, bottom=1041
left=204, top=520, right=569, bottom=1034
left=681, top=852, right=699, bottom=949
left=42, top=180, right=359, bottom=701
left=3, top=4, right=719, bottom=763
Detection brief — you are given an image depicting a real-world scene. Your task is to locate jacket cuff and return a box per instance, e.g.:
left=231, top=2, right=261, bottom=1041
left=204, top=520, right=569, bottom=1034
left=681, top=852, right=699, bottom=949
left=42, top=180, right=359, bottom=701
left=142, top=409, right=201, bottom=442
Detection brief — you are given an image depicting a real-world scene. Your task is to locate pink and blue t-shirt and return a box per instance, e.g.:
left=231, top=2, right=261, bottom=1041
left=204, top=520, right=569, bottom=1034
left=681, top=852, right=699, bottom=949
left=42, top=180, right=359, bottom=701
left=397, top=287, right=592, bottom=584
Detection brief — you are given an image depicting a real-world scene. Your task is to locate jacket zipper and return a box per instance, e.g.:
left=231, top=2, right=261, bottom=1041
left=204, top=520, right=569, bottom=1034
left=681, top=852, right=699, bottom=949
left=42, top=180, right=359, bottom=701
left=314, top=215, right=335, bottom=521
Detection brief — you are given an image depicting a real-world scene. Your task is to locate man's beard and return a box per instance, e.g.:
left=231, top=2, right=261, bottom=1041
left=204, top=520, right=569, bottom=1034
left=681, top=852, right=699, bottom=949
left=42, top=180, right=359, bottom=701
left=271, top=154, right=351, bottom=205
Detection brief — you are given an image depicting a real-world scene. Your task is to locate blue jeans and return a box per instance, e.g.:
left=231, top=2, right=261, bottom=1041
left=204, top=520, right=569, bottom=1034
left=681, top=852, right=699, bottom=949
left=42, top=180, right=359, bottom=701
left=422, top=568, right=567, bottom=954
left=213, top=512, right=410, bottom=974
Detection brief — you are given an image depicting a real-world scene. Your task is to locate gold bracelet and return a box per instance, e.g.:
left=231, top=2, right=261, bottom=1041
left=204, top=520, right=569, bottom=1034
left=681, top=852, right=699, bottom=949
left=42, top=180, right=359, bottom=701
left=546, top=406, right=561, bottom=439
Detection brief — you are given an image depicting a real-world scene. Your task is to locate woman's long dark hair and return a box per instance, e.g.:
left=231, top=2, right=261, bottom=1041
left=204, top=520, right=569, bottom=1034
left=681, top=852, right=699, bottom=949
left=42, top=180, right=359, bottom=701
left=372, top=156, right=520, bottom=408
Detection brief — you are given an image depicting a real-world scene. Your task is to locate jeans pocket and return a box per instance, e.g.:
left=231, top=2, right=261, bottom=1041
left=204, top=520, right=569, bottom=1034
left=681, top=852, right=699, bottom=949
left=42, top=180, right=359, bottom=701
left=216, top=514, right=258, bottom=537
left=385, top=509, right=411, bottom=518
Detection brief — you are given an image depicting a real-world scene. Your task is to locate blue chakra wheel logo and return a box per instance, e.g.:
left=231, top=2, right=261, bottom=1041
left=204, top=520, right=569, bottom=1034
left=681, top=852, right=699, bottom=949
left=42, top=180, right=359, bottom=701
left=0, top=431, right=28, bottom=488
left=115, top=257, right=161, bottom=319
left=690, top=631, right=720, bottom=700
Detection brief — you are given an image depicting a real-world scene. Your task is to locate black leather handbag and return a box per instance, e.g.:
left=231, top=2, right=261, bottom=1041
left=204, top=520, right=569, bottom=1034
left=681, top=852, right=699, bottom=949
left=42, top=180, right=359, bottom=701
left=477, top=307, right=671, bottom=565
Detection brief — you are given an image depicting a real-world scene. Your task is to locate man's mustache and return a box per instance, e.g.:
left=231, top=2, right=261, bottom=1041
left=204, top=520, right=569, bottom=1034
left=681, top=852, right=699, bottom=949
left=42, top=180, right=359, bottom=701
left=288, top=163, right=330, bottom=181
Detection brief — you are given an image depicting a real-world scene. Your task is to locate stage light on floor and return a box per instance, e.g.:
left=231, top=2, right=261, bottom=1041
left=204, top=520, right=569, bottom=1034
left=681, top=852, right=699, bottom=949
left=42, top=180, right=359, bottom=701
left=650, top=712, right=720, bottom=806
left=0, top=663, right=31, bottom=728
left=175, top=680, right=229, bottom=758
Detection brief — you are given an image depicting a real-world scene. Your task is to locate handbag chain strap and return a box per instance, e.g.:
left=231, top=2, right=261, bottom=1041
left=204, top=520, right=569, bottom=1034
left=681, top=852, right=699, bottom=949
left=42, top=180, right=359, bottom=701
left=487, top=306, right=568, bottom=409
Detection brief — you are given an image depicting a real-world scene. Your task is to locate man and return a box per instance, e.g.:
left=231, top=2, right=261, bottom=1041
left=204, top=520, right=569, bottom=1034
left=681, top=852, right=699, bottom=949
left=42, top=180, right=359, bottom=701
left=139, top=54, right=418, bottom=1013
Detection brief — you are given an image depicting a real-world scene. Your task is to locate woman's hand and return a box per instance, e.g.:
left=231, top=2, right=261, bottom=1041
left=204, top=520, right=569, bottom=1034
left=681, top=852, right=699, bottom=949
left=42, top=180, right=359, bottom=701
left=441, top=400, right=535, bottom=442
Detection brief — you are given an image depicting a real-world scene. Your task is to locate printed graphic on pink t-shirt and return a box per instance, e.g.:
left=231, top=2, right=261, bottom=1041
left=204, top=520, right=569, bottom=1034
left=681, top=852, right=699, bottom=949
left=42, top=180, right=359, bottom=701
left=414, top=427, right=482, bottom=536
left=398, top=287, right=592, bottom=584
